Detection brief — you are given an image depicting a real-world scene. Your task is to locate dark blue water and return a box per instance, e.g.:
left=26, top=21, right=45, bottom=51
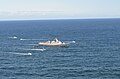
left=0, top=19, right=120, bottom=79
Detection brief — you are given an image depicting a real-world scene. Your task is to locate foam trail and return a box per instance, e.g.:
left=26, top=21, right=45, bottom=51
left=72, top=41, right=76, bottom=43
left=24, top=48, right=46, bottom=51
left=9, top=36, right=17, bottom=39
left=21, top=44, right=38, bottom=46
left=20, top=38, right=46, bottom=41
left=27, top=44, right=38, bottom=45
left=65, top=41, right=76, bottom=44
left=9, top=52, right=32, bottom=55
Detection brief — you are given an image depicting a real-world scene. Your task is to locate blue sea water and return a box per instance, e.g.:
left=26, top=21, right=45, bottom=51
left=0, top=19, right=120, bottom=79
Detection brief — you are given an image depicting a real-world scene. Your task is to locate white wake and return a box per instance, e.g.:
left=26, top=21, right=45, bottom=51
left=8, top=52, right=32, bottom=55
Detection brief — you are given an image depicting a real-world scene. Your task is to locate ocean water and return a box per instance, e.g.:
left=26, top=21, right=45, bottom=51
left=0, top=19, right=120, bottom=79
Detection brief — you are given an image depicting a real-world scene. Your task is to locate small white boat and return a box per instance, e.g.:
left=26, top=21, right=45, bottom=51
left=38, top=38, right=68, bottom=47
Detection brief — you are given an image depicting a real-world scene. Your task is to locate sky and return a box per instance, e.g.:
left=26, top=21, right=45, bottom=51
left=0, top=0, right=120, bottom=20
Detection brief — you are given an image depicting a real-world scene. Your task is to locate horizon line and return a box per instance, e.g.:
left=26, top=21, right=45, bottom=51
left=0, top=17, right=120, bottom=21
